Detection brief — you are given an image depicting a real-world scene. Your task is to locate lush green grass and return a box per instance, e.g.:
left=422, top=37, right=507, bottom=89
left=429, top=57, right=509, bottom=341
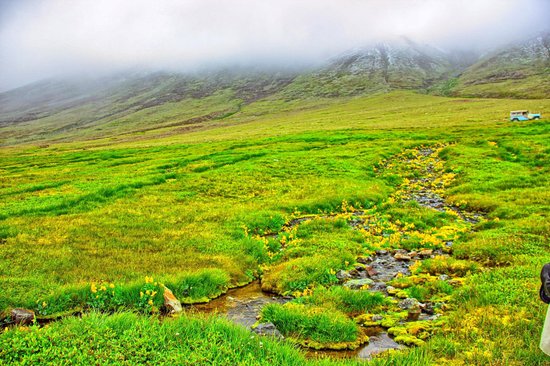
left=261, top=218, right=366, bottom=294
left=1, top=91, right=549, bottom=364
left=0, top=311, right=439, bottom=365
left=25, top=269, right=232, bottom=317
left=262, top=303, right=360, bottom=345
left=0, top=312, right=345, bottom=365
left=258, top=287, right=387, bottom=349
left=294, top=286, right=388, bottom=314
left=451, top=60, right=550, bottom=99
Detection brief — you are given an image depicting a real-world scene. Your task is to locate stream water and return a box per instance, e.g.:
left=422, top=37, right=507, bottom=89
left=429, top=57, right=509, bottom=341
left=307, top=332, right=404, bottom=360
left=184, top=279, right=405, bottom=360
left=185, top=146, right=485, bottom=360
left=186, top=281, right=285, bottom=328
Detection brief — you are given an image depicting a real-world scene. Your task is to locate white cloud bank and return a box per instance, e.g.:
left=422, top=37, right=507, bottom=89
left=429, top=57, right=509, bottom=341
left=0, top=0, right=549, bottom=90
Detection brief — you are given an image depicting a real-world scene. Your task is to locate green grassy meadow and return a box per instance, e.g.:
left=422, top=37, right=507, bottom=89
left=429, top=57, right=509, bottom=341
left=1, top=91, right=549, bottom=365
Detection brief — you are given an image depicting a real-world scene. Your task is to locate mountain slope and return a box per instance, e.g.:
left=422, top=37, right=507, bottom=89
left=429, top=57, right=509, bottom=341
left=449, top=33, right=550, bottom=98
left=2, top=34, right=550, bottom=145
left=0, top=70, right=297, bottom=145
left=281, top=38, right=454, bottom=98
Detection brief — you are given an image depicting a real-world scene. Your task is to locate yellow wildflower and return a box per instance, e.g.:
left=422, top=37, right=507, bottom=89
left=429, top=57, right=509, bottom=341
left=91, top=283, right=97, bottom=293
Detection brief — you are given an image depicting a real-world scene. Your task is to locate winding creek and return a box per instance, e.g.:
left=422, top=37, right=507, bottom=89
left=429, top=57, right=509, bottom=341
left=2, top=146, right=485, bottom=361
left=186, top=281, right=286, bottom=328
left=177, top=145, right=485, bottom=360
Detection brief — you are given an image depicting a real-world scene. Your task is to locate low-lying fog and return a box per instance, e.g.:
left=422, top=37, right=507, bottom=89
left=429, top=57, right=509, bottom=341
left=0, top=0, right=549, bottom=91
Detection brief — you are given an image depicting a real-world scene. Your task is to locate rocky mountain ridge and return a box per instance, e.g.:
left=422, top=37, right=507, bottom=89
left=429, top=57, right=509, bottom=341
left=1, top=33, right=548, bottom=144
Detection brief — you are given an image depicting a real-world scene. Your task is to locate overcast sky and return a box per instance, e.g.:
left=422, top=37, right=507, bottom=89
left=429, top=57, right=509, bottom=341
left=0, top=0, right=549, bottom=91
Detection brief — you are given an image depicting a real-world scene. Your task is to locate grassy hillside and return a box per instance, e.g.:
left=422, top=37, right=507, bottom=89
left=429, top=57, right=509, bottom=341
left=448, top=34, right=550, bottom=99
left=0, top=91, right=549, bottom=365
left=2, top=34, right=549, bottom=148
left=0, top=70, right=297, bottom=145
left=0, top=41, right=480, bottom=146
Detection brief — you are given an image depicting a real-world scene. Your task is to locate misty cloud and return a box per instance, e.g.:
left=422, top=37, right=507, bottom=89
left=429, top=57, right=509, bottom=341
left=1, top=0, right=549, bottom=91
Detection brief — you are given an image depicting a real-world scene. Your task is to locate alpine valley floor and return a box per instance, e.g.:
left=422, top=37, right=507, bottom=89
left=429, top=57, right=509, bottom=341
left=1, top=91, right=549, bottom=365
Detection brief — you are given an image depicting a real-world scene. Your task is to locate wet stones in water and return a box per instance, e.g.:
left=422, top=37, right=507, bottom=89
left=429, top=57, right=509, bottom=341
left=357, top=332, right=406, bottom=360
left=398, top=298, right=421, bottom=310
left=365, top=266, right=378, bottom=277
left=344, top=278, right=374, bottom=289
left=370, top=282, right=387, bottom=292
left=411, top=193, right=445, bottom=211
left=252, top=322, right=283, bottom=339
left=10, top=308, right=35, bottom=325
left=357, top=256, right=373, bottom=264
left=368, top=252, right=411, bottom=282
left=336, top=270, right=352, bottom=281
left=393, top=251, right=412, bottom=261
left=418, top=249, right=433, bottom=259
left=348, top=265, right=369, bottom=279
left=463, top=213, right=482, bottom=224
left=418, top=148, right=434, bottom=156
left=284, top=217, right=312, bottom=229
left=191, top=281, right=286, bottom=329
left=398, top=298, right=422, bottom=321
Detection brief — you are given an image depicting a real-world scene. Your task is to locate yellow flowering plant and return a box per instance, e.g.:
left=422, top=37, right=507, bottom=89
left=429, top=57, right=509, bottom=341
left=86, top=280, right=118, bottom=310
left=137, top=277, right=164, bottom=314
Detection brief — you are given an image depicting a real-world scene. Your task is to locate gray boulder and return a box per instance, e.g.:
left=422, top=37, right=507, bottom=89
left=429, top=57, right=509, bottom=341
left=344, top=278, right=374, bottom=289
left=11, top=308, right=35, bottom=325
left=253, top=322, right=283, bottom=339
left=336, top=270, right=352, bottom=281
left=398, top=298, right=421, bottom=310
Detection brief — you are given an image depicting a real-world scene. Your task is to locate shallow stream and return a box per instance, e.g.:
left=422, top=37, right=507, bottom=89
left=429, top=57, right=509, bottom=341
left=184, top=146, right=485, bottom=360
left=186, top=281, right=285, bottom=328
left=3, top=146, right=484, bottom=361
